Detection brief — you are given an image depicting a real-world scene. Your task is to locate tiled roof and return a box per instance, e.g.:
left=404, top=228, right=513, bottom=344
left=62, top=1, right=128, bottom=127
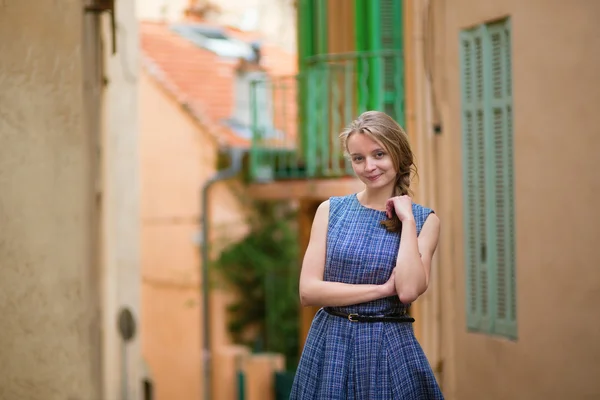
left=140, top=21, right=297, bottom=148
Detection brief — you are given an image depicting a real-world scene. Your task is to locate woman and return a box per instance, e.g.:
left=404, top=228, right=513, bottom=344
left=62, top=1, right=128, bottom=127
left=290, top=111, right=443, bottom=399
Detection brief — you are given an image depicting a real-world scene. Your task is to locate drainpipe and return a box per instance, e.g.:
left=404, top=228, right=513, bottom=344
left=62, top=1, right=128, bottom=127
left=200, top=146, right=245, bottom=400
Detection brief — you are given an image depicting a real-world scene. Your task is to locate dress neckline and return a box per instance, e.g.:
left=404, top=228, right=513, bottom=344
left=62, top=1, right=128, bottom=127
left=353, top=193, right=387, bottom=213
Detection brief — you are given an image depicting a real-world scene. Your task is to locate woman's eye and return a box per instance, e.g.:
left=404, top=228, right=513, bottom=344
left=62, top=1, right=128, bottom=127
left=375, top=152, right=385, bottom=158
left=352, top=156, right=363, bottom=162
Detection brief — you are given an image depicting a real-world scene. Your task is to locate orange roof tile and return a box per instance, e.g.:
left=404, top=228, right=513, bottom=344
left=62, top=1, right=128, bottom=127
left=140, top=21, right=297, bottom=148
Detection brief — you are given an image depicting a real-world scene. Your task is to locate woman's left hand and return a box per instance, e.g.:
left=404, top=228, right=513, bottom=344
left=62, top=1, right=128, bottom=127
left=386, top=195, right=414, bottom=221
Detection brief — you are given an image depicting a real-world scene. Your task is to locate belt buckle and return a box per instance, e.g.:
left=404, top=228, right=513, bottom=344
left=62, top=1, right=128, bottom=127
left=348, top=313, right=359, bottom=322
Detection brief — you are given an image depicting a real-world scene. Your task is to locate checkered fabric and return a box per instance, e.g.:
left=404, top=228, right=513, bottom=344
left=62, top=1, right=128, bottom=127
left=290, top=194, right=444, bottom=400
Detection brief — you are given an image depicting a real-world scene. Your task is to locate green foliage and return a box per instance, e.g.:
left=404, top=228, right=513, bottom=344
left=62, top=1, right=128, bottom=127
left=212, top=200, right=300, bottom=370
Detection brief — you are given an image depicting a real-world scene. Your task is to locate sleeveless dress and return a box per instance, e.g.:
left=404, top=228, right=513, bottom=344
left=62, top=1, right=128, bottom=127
left=290, top=194, right=444, bottom=400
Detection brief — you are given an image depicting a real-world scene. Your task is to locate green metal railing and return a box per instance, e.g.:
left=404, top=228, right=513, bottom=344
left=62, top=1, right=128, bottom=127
left=249, top=50, right=404, bottom=182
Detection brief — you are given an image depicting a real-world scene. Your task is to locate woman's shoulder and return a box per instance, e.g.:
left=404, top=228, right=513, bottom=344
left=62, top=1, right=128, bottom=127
left=327, top=194, right=357, bottom=213
left=411, top=202, right=438, bottom=234
left=323, top=194, right=357, bottom=224
left=411, top=202, right=435, bottom=217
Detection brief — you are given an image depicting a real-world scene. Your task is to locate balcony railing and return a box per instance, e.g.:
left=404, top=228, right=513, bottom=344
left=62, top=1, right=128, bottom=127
left=249, top=50, right=404, bottom=183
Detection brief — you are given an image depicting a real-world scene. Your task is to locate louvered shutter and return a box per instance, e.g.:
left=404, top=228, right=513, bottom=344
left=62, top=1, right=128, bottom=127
left=461, top=19, right=516, bottom=338
left=379, top=0, right=404, bottom=125
left=298, top=0, right=328, bottom=174
left=355, top=0, right=404, bottom=125
left=298, top=0, right=327, bottom=61
left=314, top=0, right=328, bottom=55
left=461, top=27, right=491, bottom=332
left=488, top=21, right=516, bottom=338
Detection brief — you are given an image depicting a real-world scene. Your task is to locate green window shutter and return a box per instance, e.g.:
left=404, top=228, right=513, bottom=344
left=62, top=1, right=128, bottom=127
left=298, top=0, right=314, bottom=64
left=460, top=30, right=479, bottom=329
left=354, top=0, right=368, bottom=51
left=298, top=0, right=313, bottom=168
left=461, top=27, right=491, bottom=333
left=488, top=20, right=516, bottom=339
left=379, top=0, right=404, bottom=125
left=298, top=0, right=327, bottom=176
left=314, top=0, right=328, bottom=55
left=354, top=0, right=370, bottom=114
left=380, top=0, right=403, bottom=51
left=461, top=19, right=516, bottom=339
left=355, top=0, right=404, bottom=125
left=298, top=0, right=327, bottom=62
left=367, top=0, right=383, bottom=112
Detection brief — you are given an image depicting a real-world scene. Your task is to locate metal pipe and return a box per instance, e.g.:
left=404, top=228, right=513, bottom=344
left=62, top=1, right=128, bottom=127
left=200, top=147, right=245, bottom=400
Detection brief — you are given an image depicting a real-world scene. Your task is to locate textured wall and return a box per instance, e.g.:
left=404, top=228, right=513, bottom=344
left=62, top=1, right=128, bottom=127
left=0, top=1, right=102, bottom=400
left=101, top=1, right=143, bottom=399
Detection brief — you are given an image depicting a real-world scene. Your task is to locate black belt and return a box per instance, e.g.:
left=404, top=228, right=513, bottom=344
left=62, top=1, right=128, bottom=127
left=324, top=307, right=415, bottom=323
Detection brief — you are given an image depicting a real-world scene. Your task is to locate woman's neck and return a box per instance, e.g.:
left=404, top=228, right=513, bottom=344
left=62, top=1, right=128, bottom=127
left=357, top=187, right=394, bottom=211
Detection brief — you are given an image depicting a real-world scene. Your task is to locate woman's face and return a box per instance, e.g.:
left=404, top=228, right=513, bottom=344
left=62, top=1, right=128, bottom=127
left=347, top=133, right=397, bottom=191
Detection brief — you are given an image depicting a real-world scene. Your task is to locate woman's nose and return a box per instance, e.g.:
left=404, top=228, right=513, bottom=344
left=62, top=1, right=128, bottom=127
left=365, top=158, right=377, bottom=171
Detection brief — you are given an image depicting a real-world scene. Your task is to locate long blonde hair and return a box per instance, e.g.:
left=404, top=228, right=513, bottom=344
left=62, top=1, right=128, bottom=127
left=339, top=111, right=417, bottom=232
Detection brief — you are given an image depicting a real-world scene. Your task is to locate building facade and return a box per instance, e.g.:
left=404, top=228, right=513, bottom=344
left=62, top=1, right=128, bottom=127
left=421, top=0, right=600, bottom=398
left=0, top=1, right=142, bottom=399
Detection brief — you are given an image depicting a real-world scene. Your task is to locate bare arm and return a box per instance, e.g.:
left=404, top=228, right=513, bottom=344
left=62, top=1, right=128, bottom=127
left=394, top=213, right=440, bottom=304
left=299, top=200, right=396, bottom=307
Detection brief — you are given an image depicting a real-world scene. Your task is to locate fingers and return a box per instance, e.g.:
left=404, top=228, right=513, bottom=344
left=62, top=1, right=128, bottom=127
left=386, top=199, right=394, bottom=219
left=386, top=196, right=411, bottom=218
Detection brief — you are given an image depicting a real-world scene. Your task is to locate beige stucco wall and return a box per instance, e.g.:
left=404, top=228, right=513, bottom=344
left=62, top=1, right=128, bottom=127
left=139, top=70, right=247, bottom=400
left=0, top=1, right=142, bottom=399
left=425, top=0, right=600, bottom=398
left=0, top=2, right=102, bottom=399
left=101, top=1, right=143, bottom=399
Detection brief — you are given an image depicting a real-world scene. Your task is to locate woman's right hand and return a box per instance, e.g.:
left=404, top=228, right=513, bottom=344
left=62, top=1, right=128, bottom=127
left=380, top=269, right=397, bottom=297
left=301, top=201, right=406, bottom=307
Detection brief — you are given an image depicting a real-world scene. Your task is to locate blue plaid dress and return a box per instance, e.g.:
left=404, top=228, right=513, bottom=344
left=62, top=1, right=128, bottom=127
left=290, top=194, right=443, bottom=400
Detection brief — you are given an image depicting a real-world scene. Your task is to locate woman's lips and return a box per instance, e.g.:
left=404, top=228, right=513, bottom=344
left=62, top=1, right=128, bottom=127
left=366, top=174, right=382, bottom=182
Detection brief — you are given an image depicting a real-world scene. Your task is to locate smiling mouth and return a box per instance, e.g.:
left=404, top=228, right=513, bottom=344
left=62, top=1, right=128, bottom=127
left=366, top=174, right=382, bottom=181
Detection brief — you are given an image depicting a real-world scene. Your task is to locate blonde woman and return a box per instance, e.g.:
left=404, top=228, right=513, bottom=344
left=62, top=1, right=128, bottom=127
left=290, top=111, right=443, bottom=399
